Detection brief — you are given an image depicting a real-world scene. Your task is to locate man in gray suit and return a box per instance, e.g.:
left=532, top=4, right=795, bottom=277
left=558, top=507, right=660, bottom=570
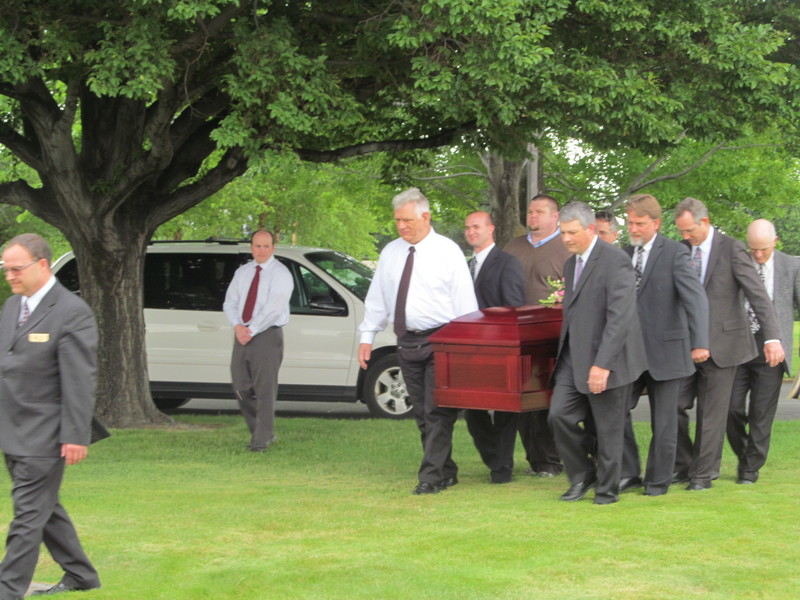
left=620, top=194, right=710, bottom=496
left=0, top=234, right=101, bottom=599
left=548, top=202, right=646, bottom=505
left=727, top=219, right=800, bottom=484
left=674, top=198, right=784, bottom=491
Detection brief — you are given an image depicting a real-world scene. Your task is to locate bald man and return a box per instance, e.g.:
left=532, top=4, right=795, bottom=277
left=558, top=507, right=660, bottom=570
left=464, top=211, right=525, bottom=483
left=727, top=219, right=800, bottom=484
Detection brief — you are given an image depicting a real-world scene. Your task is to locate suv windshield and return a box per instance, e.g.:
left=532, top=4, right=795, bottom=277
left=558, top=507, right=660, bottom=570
left=305, top=251, right=373, bottom=301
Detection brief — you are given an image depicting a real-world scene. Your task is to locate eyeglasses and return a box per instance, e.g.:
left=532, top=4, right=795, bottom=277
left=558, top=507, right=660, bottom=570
left=1, top=260, right=39, bottom=273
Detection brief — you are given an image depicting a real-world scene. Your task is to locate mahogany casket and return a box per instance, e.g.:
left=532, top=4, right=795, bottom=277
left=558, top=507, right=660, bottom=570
left=429, top=306, right=563, bottom=412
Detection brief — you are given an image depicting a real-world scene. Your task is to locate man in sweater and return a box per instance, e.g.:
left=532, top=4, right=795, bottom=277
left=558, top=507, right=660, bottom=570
left=504, top=194, right=571, bottom=478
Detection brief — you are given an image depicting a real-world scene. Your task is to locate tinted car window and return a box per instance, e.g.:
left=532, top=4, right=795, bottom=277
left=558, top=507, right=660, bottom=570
left=57, top=251, right=347, bottom=316
left=305, top=251, right=373, bottom=301
left=144, top=254, right=245, bottom=310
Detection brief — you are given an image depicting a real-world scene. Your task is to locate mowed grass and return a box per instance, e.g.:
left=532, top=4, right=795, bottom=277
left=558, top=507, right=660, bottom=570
left=3, top=414, right=799, bottom=600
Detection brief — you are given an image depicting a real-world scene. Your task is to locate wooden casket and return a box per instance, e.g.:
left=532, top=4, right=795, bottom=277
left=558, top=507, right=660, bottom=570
left=429, top=306, right=563, bottom=412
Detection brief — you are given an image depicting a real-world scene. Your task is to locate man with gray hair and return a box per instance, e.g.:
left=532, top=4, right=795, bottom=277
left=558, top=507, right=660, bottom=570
left=359, top=188, right=478, bottom=495
left=548, top=202, right=646, bottom=504
left=727, top=219, right=800, bottom=484
left=674, top=198, right=783, bottom=491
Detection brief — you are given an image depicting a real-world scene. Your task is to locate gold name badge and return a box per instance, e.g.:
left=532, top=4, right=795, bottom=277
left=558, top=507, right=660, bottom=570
left=28, top=333, right=50, bottom=343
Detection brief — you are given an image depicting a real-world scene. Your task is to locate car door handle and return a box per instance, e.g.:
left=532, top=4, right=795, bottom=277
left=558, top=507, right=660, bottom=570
left=197, top=322, right=222, bottom=332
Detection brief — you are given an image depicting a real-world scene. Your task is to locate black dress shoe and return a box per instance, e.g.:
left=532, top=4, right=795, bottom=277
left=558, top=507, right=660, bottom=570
left=438, top=476, right=459, bottom=490
left=593, top=495, right=618, bottom=505
left=412, top=482, right=439, bottom=495
left=686, top=480, right=712, bottom=491
left=32, top=582, right=100, bottom=595
left=618, top=476, right=643, bottom=492
left=490, top=472, right=512, bottom=484
left=736, top=478, right=756, bottom=485
left=642, top=487, right=668, bottom=497
left=560, top=477, right=596, bottom=502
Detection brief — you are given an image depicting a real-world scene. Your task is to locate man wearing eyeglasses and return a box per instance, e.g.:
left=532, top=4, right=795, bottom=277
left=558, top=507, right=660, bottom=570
left=727, top=219, right=800, bottom=484
left=0, top=234, right=101, bottom=599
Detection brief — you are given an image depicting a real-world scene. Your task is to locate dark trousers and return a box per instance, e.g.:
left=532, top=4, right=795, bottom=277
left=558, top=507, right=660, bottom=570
left=465, top=410, right=518, bottom=482
left=517, top=410, right=563, bottom=475
left=0, top=455, right=99, bottom=600
left=548, top=353, right=628, bottom=502
left=231, top=327, right=284, bottom=450
left=397, top=334, right=458, bottom=485
left=676, top=360, right=737, bottom=484
left=727, top=347, right=783, bottom=482
left=622, top=373, right=682, bottom=493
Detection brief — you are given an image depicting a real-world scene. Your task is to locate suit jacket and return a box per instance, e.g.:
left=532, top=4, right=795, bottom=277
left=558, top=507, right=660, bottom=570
left=473, top=246, right=525, bottom=309
left=556, top=238, right=646, bottom=394
left=684, top=230, right=780, bottom=369
left=624, top=234, right=709, bottom=381
left=765, top=250, right=800, bottom=373
left=0, top=281, right=98, bottom=457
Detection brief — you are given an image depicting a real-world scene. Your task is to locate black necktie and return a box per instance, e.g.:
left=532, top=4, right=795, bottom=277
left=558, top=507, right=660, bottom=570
left=634, top=246, right=644, bottom=291
left=468, top=256, right=477, bottom=280
left=394, top=247, right=415, bottom=337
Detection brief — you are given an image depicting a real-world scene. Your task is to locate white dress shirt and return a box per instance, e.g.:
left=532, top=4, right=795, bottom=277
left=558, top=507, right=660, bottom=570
left=631, top=235, right=656, bottom=272
left=359, top=228, right=478, bottom=344
left=223, top=256, right=294, bottom=335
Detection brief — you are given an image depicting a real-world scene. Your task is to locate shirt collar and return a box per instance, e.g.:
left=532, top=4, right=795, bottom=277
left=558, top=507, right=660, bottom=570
left=578, top=234, right=599, bottom=263
left=528, top=228, right=560, bottom=248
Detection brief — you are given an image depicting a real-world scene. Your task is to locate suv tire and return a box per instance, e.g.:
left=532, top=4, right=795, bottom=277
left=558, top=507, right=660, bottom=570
left=362, top=353, right=412, bottom=419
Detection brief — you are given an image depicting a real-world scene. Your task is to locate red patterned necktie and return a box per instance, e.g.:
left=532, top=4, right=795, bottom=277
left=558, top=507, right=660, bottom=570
left=241, top=265, right=262, bottom=324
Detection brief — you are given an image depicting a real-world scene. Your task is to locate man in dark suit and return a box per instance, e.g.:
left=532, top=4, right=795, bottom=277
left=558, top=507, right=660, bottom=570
left=674, top=198, right=784, bottom=491
left=548, top=202, right=646, bottom=505
left=619, top=194, right=710, bottom=496
left=727, top=219, right=800, bottom=484
left=0, top=234, right=101, bottom=599
left=463, top=211, right=525, bottom=483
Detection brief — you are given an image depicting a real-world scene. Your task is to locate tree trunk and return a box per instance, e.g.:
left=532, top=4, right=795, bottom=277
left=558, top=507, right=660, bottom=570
left=68, top=222, right=169, bottom=427
left=482, top=152, right=526, bottom=248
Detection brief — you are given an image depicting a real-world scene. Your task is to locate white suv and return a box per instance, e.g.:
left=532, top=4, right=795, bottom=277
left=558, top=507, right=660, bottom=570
left=52, top=241, right=411, bottom=418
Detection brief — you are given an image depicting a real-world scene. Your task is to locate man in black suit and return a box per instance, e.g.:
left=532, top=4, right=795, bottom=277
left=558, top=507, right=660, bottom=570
left=0, top=234, right=101, bottom=600
left=548, top=202, right=646, bottom=505
left=619, top=194, right=710, bottom=496
left=463, top=211, right=525, bottom=483
left=674, top=198, right=784, bottom=491
left=727, top=219, right=800, bottom=484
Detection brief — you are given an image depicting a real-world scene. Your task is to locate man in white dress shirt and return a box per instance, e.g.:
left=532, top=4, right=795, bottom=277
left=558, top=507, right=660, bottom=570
left=223, top=230, right=294, bottom=452
left=359, top=188, right=478, bottom=495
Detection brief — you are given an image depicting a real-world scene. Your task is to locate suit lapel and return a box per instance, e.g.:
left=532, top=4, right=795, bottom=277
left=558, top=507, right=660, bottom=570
left=475, top=246, right=498, bottom=288
left=568, top=241, right=600, bottom=305
left=638, top=235, right=663, bottom=292
left=704, top=228, right=722, bottom=288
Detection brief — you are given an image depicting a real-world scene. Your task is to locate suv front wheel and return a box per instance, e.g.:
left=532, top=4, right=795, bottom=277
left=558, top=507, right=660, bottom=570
left=362, top=353, right=412, bottom=419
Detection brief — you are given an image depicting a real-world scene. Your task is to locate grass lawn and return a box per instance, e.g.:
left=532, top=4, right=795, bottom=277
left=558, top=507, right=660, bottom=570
left=2, top=414, right=798, bottom=600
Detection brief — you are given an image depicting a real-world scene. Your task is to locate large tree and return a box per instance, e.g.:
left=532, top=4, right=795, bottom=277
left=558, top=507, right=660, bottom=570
left=0, top=1, right=796, bottom=426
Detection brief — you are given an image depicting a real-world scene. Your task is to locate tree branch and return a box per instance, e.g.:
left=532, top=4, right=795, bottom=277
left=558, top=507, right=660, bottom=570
left=294, top=123, right=476, bottom=162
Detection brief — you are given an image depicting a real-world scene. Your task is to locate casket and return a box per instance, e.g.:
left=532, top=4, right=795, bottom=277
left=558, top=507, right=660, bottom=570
left=429, top=306, right=562, bottom=412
